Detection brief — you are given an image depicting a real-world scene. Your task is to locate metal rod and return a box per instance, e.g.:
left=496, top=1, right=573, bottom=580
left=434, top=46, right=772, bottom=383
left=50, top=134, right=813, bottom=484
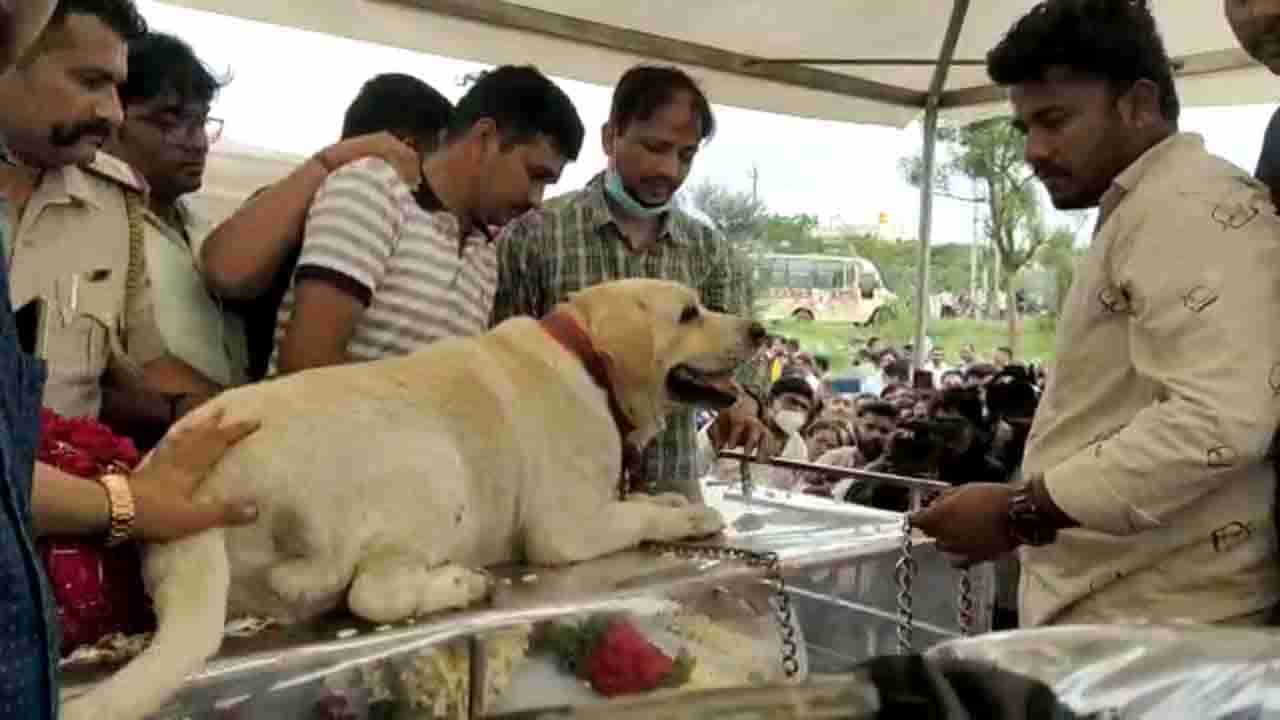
left=716, top=450, right=950, bottom=492
left=467, top=634, right=485, bottom=719
left=743, top=57, right=986, bottom=67
left=393, top=0, right=926, bottom=108
left=784, top=585, right=958, bottom=639
left=912, top=0, right=971, bottom=374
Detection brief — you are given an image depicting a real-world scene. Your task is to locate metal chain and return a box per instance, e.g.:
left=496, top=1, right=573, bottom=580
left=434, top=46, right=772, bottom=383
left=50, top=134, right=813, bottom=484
left=957, top=569, right=975, bottom=636
left=640, top=540, right=801, bottom=679
left=620, top=457, right=797, bottom=677
left=894, top=510, right=918, bottom=654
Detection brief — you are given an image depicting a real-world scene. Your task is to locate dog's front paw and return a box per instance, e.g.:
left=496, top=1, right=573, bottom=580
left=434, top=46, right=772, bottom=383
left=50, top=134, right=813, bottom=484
left=441, top=565, right=495, bottom=605
left=676, top=505, right=727, bottom=539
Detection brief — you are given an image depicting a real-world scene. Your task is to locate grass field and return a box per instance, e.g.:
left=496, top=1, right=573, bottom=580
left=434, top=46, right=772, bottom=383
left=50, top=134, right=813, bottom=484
left=766, top=314, right=1058, bottom=373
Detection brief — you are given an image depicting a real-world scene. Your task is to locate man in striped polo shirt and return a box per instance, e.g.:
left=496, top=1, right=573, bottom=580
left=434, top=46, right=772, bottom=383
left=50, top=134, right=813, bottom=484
left=271, top=66, right=584, bottom=374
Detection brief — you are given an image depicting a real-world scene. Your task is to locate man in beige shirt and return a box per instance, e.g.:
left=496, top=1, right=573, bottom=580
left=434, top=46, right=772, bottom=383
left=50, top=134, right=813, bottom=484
left=915, top=0, right=1280, bottom=627
left=105, top=31, right=250, bottom=446
left=0, top=0, right=163, bottom=423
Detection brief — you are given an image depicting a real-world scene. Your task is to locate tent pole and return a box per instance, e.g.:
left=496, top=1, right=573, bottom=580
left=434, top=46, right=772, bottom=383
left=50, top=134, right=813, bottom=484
left=913, top=103, right=940, bottom=372
left=911, top=0, right=969, bottom=376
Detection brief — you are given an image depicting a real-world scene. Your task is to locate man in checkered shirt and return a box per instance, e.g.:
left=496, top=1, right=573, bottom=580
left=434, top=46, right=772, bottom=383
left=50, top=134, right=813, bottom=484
left=492, top=66, right=768, bottom=500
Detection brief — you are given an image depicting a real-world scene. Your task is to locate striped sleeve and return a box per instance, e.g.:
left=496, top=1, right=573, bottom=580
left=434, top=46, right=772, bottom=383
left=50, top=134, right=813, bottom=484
left=296, top=158, right=402, bottom=304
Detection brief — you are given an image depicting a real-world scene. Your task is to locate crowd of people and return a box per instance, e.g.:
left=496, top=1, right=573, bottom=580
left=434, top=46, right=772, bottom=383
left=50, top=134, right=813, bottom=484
left=700, top=336, right=1043, bottom=511
left=3, top=0, right=1280, bottom=715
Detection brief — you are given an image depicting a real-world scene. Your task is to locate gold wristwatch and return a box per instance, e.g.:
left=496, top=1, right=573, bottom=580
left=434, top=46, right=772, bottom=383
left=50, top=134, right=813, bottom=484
left=99, top=473, right=136, bottom=547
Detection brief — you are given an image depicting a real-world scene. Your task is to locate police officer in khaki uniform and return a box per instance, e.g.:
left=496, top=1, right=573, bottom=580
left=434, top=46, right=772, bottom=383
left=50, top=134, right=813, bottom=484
left=0, top=0, right=168, bottom=429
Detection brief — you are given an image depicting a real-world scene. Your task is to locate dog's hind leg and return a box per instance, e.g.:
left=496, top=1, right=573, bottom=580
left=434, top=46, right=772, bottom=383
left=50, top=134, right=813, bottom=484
left=347, top=551, right=492, bottom=624
left=266, top=556, right=351, bottom=622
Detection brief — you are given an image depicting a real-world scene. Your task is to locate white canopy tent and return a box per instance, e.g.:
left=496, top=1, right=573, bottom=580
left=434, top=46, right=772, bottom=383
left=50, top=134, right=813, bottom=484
left=172, top=0, right=1278, bottom=361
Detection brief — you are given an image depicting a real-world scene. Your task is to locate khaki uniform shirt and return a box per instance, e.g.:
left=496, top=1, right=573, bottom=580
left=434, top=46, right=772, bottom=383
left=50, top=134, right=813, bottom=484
left=141, top=202, right=248, bottom=388
left=6, top=152, right=164, bottom=418
left=1021, top=134, right=1280, bottom=626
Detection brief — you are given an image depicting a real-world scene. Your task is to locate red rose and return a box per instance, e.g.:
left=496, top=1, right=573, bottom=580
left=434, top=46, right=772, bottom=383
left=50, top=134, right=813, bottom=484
left=112, top=436, right=140, bottom=468
left=39, top=408, right=62, bottom=441
left=585, top=620, right=676, bottom=697
left=66, top=424, right=119, bottom=465
left=36, top=408, right=152, bottom=655
left=60, top=451, right=100, bottom=479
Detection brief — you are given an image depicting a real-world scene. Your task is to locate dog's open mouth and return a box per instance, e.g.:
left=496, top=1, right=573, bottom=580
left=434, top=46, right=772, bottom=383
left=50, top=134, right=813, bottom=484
left=667, top=364, right=738, bottom=409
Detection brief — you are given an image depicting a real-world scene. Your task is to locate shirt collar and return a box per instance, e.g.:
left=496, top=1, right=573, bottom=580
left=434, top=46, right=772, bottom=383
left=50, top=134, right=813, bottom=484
left=142, top=197, right=202, bottom=244
left=417, top=175, right=494, bottom=245
left=584, top=172, right=690, bottom=247
left=1098, top=132, right=1204, bottom=226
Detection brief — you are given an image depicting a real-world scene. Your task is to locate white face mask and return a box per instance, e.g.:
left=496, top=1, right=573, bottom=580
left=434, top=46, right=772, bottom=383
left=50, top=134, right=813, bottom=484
left=774, top=410, right=807, bottom=434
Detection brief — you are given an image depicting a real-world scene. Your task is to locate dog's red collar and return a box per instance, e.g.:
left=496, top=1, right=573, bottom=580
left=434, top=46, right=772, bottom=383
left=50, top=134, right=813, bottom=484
left=540, top=311, right=642, bottom=489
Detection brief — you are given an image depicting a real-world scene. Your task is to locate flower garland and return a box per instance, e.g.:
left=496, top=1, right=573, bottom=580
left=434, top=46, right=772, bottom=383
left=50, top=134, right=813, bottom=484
left=37, top=408, right=153, bottom=656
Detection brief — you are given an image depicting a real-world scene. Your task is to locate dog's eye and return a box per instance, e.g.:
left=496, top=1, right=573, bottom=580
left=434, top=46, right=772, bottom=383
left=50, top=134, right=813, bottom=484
left=679, top=306, right=700, bottom=323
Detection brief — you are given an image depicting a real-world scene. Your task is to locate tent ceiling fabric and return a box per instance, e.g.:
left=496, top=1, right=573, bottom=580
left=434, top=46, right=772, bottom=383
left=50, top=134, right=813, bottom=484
left=160, top=0, right=1275, bottom=128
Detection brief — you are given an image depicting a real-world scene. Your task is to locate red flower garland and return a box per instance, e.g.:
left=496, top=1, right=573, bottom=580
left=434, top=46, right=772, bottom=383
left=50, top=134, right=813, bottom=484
left=37, top=408, right=153, bottom=655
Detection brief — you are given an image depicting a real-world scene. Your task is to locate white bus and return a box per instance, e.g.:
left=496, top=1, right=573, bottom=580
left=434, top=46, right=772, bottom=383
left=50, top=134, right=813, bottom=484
left=754, top=253, right=896, bottom=325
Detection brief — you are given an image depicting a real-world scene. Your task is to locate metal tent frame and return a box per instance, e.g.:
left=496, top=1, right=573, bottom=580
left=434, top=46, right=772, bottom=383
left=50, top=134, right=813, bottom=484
left=163, top=0, right=1268, bottom=366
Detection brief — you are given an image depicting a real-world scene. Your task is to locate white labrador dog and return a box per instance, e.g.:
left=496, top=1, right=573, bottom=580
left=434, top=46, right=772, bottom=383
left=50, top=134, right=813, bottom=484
left=67, top=278, right=763, bottom=720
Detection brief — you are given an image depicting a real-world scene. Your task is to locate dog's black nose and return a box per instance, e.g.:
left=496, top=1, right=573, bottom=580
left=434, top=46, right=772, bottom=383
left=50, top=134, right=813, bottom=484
left=748, top=322, right=767, bottom=345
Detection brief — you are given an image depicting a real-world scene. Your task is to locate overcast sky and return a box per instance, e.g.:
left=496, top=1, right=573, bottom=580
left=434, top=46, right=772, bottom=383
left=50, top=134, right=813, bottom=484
left=140, top=1, right=1279, bottom=247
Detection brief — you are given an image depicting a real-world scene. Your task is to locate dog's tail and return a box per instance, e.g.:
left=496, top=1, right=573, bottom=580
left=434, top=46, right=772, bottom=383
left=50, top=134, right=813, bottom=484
left=63, top=529, right=230, bottom=720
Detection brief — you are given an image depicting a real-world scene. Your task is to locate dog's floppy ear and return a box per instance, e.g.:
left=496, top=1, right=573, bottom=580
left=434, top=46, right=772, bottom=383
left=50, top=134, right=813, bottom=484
left=582, top=295, right=665, bottom=442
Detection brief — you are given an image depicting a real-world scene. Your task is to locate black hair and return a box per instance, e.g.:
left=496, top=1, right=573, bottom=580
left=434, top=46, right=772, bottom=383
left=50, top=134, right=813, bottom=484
left=987, top=0, right=1180, bottom=123
left=447, top=65, right=584, bottom=160
left=965, top=363, right=999, bottom=381
left=931, top=388, right=986, bottom=428
left=119, top=32, right=226, bottom=108
left=885, top=358, right=911, bottom=383
left=858, top=401, right=898, bottom=422
left=342, top=74, right=453, bottom=147
left=610, top=65, right=715, bottom=142
left=881, top=383, right=908, bottom=400
left=50, top=0, right=147, bottom=42
left=814, top=355, right=831, bottom=373
left=769, top=374, right=816, bottom=404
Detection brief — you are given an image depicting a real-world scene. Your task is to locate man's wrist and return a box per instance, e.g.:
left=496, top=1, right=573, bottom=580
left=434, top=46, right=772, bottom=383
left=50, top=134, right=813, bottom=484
left=99, top=473, right=136, bottom=546
left=1026, top=472, right=1079, bottom=530
left=1005, top=471, right=1078, bottom=548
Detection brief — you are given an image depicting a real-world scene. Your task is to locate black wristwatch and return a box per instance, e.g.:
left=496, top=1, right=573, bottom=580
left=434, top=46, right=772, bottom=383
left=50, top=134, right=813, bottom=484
left=1007, top=486, right=1059, bottom=547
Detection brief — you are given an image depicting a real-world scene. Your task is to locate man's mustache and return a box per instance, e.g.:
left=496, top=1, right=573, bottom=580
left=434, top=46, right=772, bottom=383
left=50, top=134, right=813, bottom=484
left=1032, top=162, right=1071, bottom=182
left=50, top=120, right=113, bottom=147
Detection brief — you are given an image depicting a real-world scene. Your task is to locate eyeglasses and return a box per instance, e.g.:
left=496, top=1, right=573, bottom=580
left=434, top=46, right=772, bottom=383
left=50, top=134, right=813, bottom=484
left=135, top=112, right=224, bottom=145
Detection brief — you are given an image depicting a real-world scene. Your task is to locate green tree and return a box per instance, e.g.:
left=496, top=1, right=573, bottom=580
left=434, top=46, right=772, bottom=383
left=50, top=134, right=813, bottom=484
left=902, top=117, right=1050, bottom=355
left=1037, top=225, right=1085, bottom=315
left=762, top=213, right=821, bottom=254
left=685, top=178, right=767, bottom=250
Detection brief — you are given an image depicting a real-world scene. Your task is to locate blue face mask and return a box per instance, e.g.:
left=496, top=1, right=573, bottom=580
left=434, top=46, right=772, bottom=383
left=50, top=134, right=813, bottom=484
left=604, top=168, right=670, bottom=218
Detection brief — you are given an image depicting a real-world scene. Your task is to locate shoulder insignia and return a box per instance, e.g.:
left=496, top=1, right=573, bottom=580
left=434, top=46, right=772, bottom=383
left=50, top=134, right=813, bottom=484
left=81, top=151, right=149, bottom=195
